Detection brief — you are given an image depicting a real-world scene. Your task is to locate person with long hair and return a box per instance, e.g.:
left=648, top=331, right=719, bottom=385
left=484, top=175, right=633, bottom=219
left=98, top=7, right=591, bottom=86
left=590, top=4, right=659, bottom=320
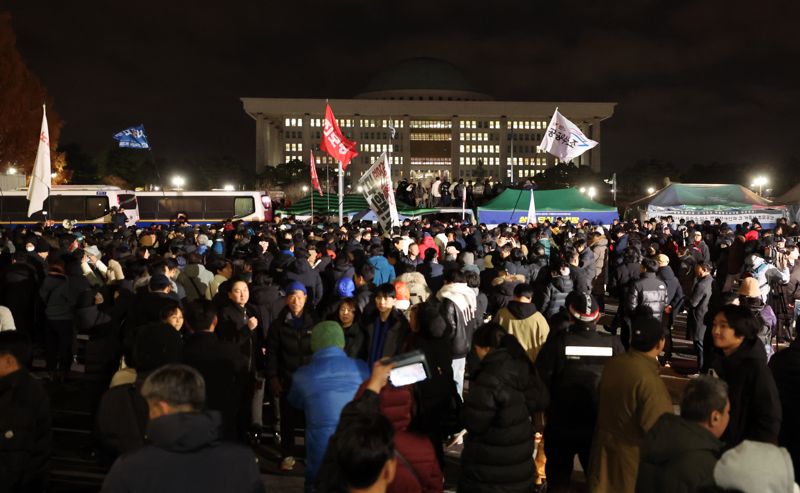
left=459, top=323, right=549, bottom=493
left=708, top=304, right=781, bottom=447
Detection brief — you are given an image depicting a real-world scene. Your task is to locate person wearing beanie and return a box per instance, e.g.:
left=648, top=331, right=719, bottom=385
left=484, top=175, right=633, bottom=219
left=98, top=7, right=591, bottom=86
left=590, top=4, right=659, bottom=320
left=536, top=293, right=625, bottom=491
left=266, top=280, right=317, bottom=471
left=588, top=308, right=673, bottom=493
left=288, top=321, right=369, bottom=487
left=711, top=440, right=800, bottom=493
left=335, top=277, right=356, bottom=299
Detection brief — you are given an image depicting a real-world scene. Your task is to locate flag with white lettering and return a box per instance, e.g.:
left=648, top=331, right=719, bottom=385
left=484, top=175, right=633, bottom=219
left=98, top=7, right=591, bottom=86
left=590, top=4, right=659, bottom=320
left=309, top=149, right=323, bottom=196
left=113, top=124, right=150, bottom=149
left=27, top=105, right=51, bottom=217
left=539, top=109, right=597, bottom=161
left=358, top=152, right=399, bottom=231
left=321, top=104, right=358, bottom=169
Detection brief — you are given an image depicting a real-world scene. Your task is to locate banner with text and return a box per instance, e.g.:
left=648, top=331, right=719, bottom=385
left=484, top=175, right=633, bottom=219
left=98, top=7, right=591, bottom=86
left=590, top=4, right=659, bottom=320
left=645, top=206, right=786, bottom=227
left=358, top=152, right=399, bottom=231
left=321, top=104, right=358, bottom=169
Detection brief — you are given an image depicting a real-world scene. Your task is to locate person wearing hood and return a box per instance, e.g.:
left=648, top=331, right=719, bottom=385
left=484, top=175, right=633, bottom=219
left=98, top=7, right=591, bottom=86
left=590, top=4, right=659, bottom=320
left=100, top=364, right=264, bottom=493
left=459, top=323, right=549, bottom=493
left=436, top=270, right=477, bottom=397
left=535, top=294, right=624, bottom=492
left=288, top=321, right=370, bottom=489
left=709, top=304, right=781, bottom=447
left=636, top=376, right=729, bottom=493
left=656, top=254, right=684, bottom=366
left=495, top=283, right=550, bottom=362
left=708, top=440, right=800, bottom=493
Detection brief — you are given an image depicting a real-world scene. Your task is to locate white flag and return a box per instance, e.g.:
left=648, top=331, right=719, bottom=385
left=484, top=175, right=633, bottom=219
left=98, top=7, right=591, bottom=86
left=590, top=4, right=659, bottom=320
left=27, top=105, right=52, bottom=217
left=539, top=109, right=597, bottom=161
left=358, top=152, right=399, bottom=231
left=526, top=189, right=537, bottom=225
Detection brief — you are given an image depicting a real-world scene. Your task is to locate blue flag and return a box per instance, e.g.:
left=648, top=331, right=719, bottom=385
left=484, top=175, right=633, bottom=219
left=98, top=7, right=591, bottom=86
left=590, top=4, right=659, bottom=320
left=113, top=125, right=150, bottom=149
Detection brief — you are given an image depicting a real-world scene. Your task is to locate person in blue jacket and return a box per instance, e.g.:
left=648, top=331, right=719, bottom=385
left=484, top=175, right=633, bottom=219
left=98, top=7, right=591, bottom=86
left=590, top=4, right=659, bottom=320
left=368, top=244, right=396, bottom=285
left=288, top=321, right=370, bottom=490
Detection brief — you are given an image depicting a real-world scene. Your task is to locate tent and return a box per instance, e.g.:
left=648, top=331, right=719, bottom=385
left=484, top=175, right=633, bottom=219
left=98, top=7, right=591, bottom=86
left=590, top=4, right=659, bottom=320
left=629, top=183, right=787, bottom=226
left=777, top=182, right=800, bottom=223
left=477, top=188, right=618, bottom=226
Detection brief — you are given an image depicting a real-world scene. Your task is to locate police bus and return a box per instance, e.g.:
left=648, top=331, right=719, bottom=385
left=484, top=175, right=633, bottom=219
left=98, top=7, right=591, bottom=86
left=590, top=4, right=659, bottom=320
left=0, top=185, right=139, bottom=227
left=135, top=190, right=273, bottom=225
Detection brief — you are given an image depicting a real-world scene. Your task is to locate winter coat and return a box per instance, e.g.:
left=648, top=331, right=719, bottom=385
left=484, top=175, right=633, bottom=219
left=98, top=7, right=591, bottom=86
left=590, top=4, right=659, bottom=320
left=368, top=255, right=397, bottom=286
left=589, top=350, right=673, bottom=493
left=177, top=264, right=213, bottom=302
left=288, top=347, right=369, bottom=482
left=248, top=283, right=284, bottom=328
left=657, top=266, right=684, bottom=311
left=459, top=348, right=547, bottom=493
left=182, top=332, right=248, bottom=440
left=95, top=381, right=149, bottom=464
left=397, top=272, right=431, bottom=306
left=687, top=274, right=713, bottom=340
left=539, top=275, right=574, bottom=319
left=569, top=264, right=593, bottom=294
left=535, top=326, right=625, bottom=429
left=418, top=235, right=439, bottom=261
left=590, top=236, right=609, bottom=280
left=488, top=273, right=526, bottom=315
left=437, top=282, right=477, bottom=359
left=39, top=273, right=78, bottom=320
left=613, top=261, right=641, bottom=299
left=266, top=305, right=316, bottom=390
left=1, top=262, right=38, bottom=335
left=579, top=247, right=596, bottom=279
left=216, top=301, right=261, bottom=372
left=417, top=261, right=444, bottom=294
left=361, top=308, right=410, bottom=364
left=495, top=301, right=550, bottom=362
left=286, top=258, right=324, bottom=307
left=769, top=340, right=800, bottom=474
left=627, top=272, right=668, bottom=321
left=101, top=412, right=264, bottom=493
left=205, top=274, right=228, bottom=300
left=0, top=369, right=52, bottom=493
left=710, top=338, right=781, bottom=447
left=635, top=413, right=723, bottom=493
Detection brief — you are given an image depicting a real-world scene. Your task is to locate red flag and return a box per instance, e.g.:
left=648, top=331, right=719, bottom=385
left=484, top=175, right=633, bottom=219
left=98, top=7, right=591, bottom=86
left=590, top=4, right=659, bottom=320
left=320, top=104, right=358, bottom=169
left=309, top=149, right=323, bottom=196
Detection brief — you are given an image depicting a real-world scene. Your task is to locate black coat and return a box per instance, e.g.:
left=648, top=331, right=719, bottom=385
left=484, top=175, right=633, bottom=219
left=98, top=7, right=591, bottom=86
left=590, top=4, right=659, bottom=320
left=0, top=369, right=51, bottom=493
left=710, top=338, right=781, bottom=447
left=216, top=301, right=262, bottom=372
left=361, top=308, right=410, bottom=363
left=101, top=412, right=264, bottom=493
left=657, top=266, right=684, bottom=311
left=627, top=272, right=668, bottom=321
left=459, top=348, right=546, bottom=493
left=539, top=275, right=573, bottom=319
left=266, top=306, right=316, bottom=389
left=769, top=340, right=800, bottom=473
left=285, top=258, right=323, bottom=307
left=687, top=274, right=713, bottom=339
left=1, top=262, right=38, bottom=335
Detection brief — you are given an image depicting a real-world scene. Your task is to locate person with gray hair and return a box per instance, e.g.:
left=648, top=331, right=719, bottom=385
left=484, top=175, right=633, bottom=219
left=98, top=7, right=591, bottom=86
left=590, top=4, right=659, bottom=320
left=635, top=376, right=730, bottom=493
left=101, top=364, right=264, bottom=493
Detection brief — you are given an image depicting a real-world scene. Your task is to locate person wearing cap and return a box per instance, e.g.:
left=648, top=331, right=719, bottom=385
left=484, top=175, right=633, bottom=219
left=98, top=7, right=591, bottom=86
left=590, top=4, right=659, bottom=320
left=288, top=321, right=369, bottom=488
left=687, top=262, right=714, bottom=372
left=689, top=229, right=711, bottom=264
left=535, top=293, right=624, bottom=491
left=656, top=253, right=684, bottom=366
left=267, top=281, right=317, bottom=470
left=588, top=309, right=673, bottom=493
left=636, top=375, right=729, bottom=493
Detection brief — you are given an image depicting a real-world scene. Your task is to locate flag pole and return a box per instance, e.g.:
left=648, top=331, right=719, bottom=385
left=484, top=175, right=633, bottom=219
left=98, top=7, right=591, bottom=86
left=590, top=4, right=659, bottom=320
left=338, top=161, right=343, bottom=226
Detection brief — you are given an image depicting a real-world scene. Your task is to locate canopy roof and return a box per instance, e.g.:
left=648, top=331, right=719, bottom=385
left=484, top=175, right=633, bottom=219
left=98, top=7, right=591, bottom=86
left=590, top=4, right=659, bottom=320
left=281, top=193, right=436, bottom=216
left=630, top=183, right=776, bottom=210
left=479, top=187, right=616, bottom=212
left=777, top=182, right=800, bottom=205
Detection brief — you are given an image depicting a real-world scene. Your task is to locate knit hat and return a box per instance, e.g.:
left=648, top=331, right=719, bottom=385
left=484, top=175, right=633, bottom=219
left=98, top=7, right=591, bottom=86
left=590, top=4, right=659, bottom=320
left=285, top=281, right=307, bottom=295
left=336, top=277, right=356, bottom=298
left=714, top=440, right=799, bottom=493
left=738, top=277, right=761, bottom=299
left=568, top=293, right=600, bottom=323
left=311, top=321, right=345, bottom=352
left=149, top=274, right=172, bottom=291
left=630, top=312, right=664, bottom=352
left=656, top=254, right=670, bottom=268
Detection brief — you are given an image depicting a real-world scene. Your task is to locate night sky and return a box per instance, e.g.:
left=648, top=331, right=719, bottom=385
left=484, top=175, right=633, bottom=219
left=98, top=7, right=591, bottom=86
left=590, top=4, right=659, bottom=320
left=6, top=0, right=800, bottom=177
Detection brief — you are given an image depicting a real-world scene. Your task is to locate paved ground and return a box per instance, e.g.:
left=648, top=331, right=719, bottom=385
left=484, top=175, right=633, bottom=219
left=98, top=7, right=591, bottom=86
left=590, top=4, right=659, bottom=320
left=43, top=299, right=699, bottom=492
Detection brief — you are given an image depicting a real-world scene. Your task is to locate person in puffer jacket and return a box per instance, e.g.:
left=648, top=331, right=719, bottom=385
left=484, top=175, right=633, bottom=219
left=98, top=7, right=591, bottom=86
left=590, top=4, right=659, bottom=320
left=539, top=263, right=575, bottom=321
left=495, top=283, right=550, bottom=362
left=288, top=322, right=369, bottom=488
left=368, top=244, right=397, bottom=286
left=627, top=257, right=668, bottom=324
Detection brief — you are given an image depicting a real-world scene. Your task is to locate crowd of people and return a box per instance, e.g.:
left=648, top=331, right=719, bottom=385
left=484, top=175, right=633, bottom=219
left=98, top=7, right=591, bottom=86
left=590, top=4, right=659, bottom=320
left=3, top=210, right=800, bottom=493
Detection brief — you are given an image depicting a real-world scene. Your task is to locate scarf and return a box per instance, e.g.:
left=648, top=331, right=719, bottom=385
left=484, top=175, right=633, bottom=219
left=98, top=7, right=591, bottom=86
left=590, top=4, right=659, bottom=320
left=436, top=282, right=477, bottom=325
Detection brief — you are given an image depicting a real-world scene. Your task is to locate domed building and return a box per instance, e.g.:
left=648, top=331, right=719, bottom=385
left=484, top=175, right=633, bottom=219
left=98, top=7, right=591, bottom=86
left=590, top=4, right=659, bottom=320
left=242, top=58, right=615, bottom=185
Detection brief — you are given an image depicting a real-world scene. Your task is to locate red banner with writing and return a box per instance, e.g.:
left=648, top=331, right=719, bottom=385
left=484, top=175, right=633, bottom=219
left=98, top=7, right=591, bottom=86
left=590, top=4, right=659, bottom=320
left=320, top=104, right=358, bottom=169
left=309, top=149, right=323, bottom=196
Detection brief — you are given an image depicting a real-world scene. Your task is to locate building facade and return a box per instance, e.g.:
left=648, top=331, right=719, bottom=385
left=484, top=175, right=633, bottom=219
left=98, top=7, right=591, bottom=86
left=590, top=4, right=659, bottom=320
left=242, top=58, right=616, bottom=186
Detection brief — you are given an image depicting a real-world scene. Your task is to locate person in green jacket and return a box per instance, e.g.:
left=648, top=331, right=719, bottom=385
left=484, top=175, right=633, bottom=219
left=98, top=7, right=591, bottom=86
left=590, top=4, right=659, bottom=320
left=636, top=375, right=730, bottom=493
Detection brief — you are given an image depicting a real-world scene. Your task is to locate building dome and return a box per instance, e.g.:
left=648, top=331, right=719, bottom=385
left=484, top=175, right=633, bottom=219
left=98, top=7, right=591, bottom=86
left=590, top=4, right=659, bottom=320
left=355, top=58, right=492, bottom=101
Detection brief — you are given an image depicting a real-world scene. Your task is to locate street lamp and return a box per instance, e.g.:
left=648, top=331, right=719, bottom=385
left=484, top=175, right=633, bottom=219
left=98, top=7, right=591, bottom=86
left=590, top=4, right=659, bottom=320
left=171, top=176, right=186, bottom=189
left=579, top=186, right=587, bottom=194
left=7, top=167, right=16, bottom=175
left=302, top=185, right=309, bottom=193
left=587, top=186, right=597, bottom=199
left=223, top=184, right=235, bottom=191
left=753, top=176, right=768, bottom=196
left=647, top=186, right=656, bottom=195
left=356, top=185, right=364, bottom=193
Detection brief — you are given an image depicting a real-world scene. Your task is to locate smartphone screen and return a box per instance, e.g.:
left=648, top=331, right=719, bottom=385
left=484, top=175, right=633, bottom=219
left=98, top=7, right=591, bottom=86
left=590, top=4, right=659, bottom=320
left=389, top=362, right=428, bottom=387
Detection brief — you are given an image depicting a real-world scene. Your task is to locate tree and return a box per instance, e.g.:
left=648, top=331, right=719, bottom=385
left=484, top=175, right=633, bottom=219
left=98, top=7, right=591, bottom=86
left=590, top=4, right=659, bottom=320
left=0, top=12, right=64, bottom=174
left=59, top=142, right=98, bottom=183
